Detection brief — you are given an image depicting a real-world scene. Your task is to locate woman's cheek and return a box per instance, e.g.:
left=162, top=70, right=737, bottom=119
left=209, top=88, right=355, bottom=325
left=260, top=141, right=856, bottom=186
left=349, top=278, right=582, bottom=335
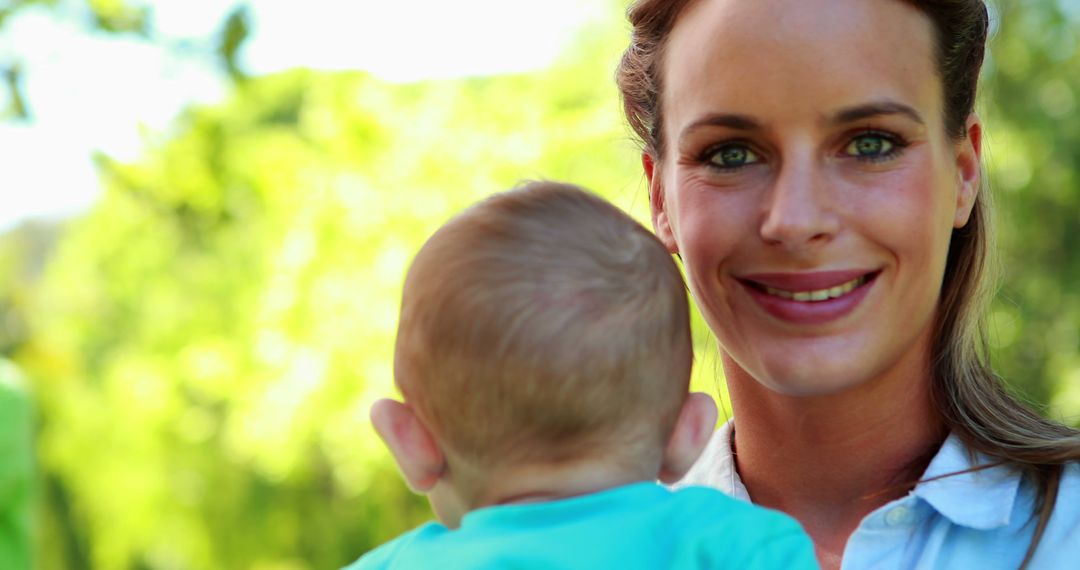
left=670, top=183, right=752, bottom=325
left=874, top=168, right=956, bottom=270
left=672, top=191, right=730, bottom=274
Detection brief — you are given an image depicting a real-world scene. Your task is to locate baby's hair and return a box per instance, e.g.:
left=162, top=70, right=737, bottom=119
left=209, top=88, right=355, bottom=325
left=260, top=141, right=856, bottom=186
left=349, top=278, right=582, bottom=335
left=394, top=181, right=691, bottom=472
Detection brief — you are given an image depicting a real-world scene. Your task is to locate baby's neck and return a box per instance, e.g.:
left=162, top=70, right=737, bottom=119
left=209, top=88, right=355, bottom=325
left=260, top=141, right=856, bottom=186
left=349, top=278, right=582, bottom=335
left=471, top=458, right=655, bottom=509
left=431, top=448, right=662, bottom=528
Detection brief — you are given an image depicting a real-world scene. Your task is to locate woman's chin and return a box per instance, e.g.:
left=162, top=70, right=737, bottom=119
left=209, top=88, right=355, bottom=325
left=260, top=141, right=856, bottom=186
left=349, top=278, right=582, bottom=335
left=756, top=372, right=872, bottom=398
left=726, top=349, right=891, bottom=399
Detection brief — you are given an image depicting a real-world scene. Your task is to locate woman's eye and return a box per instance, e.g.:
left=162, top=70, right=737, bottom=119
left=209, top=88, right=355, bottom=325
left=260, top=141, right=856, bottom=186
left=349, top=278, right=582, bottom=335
left=707, top=144, right=760, bottom=169
left=845, top=134, right=896, bottom=159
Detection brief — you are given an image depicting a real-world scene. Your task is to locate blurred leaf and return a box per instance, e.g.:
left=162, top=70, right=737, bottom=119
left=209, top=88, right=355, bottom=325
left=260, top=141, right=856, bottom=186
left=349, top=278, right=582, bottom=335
left=218, top=5, right=250, bottom=82
left=2, top=64, right=30, bottom=121
left=87, top=0, right=147, bottom=34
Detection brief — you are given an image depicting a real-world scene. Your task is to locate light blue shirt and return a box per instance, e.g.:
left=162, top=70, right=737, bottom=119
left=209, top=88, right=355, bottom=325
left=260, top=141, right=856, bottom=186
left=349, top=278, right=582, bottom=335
left=679, top=421, right=1080, bottom=569
left=346, top=481, right=818, bottom=569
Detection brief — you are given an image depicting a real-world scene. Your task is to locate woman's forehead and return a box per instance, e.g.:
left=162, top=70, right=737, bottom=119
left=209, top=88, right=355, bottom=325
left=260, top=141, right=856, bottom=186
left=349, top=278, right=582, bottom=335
left=667, top=0, right=934, bottom=59
left=662, top=0, right=942, bottom=131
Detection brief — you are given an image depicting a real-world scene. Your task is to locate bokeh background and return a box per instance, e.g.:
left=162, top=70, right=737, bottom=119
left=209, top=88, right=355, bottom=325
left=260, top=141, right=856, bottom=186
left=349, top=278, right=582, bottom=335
left=0, top=0, right=1077, bottom=568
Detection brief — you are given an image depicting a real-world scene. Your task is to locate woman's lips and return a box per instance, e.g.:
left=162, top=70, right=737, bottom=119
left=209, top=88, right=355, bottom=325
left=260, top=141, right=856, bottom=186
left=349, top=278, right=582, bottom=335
left=738, top=270, right=880, bottom=325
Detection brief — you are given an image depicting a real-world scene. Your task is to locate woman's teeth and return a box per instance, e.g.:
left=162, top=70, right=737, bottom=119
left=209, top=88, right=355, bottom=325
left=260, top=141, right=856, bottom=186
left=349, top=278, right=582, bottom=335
left=763, top=276, right=866, bottom=302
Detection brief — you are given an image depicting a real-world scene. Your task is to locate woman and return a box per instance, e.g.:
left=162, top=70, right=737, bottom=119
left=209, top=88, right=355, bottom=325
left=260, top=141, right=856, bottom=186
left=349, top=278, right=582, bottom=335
left=616, top=0, right=1080, bottom=568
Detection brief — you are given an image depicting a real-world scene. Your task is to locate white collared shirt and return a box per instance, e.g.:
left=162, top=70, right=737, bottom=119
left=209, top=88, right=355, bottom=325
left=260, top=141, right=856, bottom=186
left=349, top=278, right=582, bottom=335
left=677, top=420, right=1080, bottom=569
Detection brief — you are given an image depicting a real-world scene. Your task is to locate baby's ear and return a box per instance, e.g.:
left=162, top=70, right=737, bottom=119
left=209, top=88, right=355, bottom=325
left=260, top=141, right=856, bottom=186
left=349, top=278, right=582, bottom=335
left=658, top=392, right=718, bottom=484
left=370, top=398, right=446, bottom=493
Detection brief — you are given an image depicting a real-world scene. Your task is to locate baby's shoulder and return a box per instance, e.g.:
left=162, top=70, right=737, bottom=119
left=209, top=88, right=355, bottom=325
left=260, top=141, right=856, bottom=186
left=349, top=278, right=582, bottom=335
left=664, top=486, right=817, bottom=569
left=342, top=522, right=446, bottom=570
left=667, top=485, right=806, bottom=537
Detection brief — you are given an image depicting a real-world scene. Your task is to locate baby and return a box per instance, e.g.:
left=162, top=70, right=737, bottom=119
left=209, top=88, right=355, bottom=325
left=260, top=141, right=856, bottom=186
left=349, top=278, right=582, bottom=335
left=348, top=181, right=816, bottom=569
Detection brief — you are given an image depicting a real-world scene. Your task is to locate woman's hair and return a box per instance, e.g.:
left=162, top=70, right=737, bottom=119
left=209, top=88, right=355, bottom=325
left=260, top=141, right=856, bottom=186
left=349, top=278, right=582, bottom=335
left=616, top=0, right=1080, bottom=564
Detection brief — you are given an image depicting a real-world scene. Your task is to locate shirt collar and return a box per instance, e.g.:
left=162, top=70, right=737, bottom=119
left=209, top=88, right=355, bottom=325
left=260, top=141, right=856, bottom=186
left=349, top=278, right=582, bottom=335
left=675, top=420, right=751, bottom=501
left=912, top=433, right=1021, bottom=530
left=679, top=420, right=1022, bottom=530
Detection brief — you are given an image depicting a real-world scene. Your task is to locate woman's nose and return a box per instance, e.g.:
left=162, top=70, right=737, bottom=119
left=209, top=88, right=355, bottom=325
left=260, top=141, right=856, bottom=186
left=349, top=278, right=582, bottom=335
left=758, top=159, right=840, bottom=250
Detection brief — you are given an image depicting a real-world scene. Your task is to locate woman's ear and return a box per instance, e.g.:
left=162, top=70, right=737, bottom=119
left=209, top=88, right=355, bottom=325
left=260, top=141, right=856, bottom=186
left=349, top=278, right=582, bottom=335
left=953, top=113, right=982, bottom=229
left=659, top=392, right=719, bottom=484
left=370, top=398, right=446, bottom=493
left=643, top=152, right=679, bottom=254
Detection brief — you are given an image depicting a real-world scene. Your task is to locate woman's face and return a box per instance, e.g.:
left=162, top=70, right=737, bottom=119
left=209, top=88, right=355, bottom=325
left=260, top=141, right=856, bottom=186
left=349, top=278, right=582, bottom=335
left=648, top=0, right=981, bottom=396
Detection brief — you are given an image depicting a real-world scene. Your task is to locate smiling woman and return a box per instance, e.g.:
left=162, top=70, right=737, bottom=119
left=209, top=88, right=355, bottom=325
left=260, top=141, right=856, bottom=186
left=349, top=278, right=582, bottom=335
left=653, top=0, right=973, bottom=398
left=617, top=0, right=1080, bottom=568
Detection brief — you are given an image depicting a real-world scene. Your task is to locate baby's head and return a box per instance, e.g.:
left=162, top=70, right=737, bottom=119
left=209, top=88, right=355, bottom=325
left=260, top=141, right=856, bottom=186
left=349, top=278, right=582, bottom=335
left=372, top=181, right=716, bottom=525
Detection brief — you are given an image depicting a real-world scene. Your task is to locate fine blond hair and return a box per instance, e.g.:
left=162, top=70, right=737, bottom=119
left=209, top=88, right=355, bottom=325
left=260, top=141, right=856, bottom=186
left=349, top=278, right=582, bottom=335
left=394, top=181, right=692, bottom=473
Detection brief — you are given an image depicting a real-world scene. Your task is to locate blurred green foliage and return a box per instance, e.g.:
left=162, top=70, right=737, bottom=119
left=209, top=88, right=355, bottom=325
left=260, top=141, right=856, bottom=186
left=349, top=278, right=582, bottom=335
left=0, top=0, right=1077, bottom=568
left=981, top=0, right=1080, bottom=421
left=0, top=359, right=32, bottom=570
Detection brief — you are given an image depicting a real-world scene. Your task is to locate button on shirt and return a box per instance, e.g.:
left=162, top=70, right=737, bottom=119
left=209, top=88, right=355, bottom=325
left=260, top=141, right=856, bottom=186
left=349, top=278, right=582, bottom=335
left=677, top=420, right=1080, bottom=569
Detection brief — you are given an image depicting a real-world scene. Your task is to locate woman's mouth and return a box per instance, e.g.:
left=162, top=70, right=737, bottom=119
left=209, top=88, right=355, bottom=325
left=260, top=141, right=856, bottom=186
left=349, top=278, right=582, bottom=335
left=760, top=275, right=869, bottom=302
left=738, top=270, right=880, bottom=325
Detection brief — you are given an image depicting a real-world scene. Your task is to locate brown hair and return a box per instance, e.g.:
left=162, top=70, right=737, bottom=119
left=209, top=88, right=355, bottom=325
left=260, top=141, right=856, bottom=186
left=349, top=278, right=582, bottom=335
left=395, top=181, right=692, bottom=476
left=616, top=0, right=1080, bottom=564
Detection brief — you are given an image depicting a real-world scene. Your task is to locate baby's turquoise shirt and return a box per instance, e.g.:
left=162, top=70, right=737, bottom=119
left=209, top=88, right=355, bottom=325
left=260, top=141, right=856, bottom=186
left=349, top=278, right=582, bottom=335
left=346, top=481, right=817, bottom=569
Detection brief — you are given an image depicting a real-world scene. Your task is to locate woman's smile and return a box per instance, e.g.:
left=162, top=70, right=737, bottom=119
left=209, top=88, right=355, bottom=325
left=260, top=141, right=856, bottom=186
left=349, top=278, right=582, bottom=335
left=737, top=269, right=881, bottom=326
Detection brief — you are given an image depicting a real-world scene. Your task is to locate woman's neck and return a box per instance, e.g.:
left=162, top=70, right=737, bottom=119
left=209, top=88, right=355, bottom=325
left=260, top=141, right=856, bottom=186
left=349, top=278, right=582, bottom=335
left=722, top=350, right=945, bottom=565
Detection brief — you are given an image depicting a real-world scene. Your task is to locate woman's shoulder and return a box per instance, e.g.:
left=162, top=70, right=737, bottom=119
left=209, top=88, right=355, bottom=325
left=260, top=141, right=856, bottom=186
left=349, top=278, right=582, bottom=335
left=1059, top=459, right=1080, bottom=481
left=1017, top=462, right=1080, bottom=567
left=1046, top=461, right=1080, bottom=526
left=1016, top=460, right=1080, bottom=515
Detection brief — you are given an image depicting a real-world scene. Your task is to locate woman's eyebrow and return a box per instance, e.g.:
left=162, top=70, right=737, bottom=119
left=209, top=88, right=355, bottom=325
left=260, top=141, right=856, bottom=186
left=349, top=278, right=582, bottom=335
left=679, top=113, right=762, bottom=145
left=677, top=102, right=924, bottom=145
left=829, top=101, right=925, bottom=125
